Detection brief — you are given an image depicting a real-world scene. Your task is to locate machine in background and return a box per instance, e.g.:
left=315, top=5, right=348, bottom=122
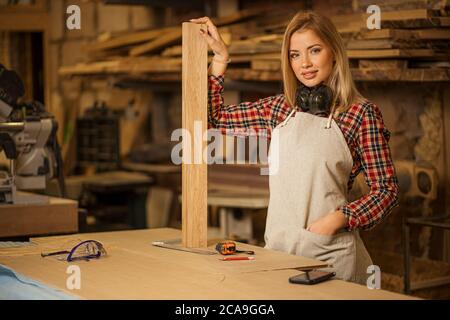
left=0, top=64, right=64, bottom=204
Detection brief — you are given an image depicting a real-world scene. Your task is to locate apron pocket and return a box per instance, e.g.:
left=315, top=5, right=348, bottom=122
left=299, top=228, right=356, bottom=282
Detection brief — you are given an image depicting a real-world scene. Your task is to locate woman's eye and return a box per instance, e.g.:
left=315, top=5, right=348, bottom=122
left=290, top=53, right=300, bottom=60
left=311, top=47, right=321, bottom=54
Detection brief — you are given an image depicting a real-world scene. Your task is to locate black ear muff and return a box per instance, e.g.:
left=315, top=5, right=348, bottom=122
left=295, top=85, right=312, bottom=112
left=295, top=83, right=333, bottom=117
left=309, top=85, right=333, bottom=116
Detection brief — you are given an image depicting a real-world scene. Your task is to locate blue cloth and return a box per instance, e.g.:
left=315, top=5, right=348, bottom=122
left=0, top=264, right=77, bottom=300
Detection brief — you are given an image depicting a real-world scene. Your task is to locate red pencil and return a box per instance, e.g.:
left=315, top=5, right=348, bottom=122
left=221, top=256, right=255, bottom=261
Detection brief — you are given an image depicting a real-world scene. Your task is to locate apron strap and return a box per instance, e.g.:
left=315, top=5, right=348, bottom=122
left=325, top=112, right=333, bottom=129
left=278, top=108, right=296, bottom=128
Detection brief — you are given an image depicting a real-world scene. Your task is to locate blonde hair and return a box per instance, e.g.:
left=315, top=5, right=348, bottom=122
left=281, top=11, right=365, bottom=114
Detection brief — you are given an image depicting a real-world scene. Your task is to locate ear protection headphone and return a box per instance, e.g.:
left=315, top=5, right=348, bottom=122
left=295, top=83, right=333, bottom=117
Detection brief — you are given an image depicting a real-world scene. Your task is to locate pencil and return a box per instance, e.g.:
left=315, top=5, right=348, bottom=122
left=221, top=256, right=255, bottom=261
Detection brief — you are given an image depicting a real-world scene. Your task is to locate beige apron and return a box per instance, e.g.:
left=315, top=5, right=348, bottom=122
left=264, top=110, right=372, bottom=284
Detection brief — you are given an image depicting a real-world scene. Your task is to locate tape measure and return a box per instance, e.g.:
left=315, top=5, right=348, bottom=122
left=215, top=241, right=255, bottom=255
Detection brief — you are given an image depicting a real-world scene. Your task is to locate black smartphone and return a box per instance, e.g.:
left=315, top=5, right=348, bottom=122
left=289, top=270, right=336, bottom=285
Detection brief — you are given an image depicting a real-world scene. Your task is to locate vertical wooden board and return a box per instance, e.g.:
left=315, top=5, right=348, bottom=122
left=182, top=22, right=208, bottom=248
left=43, top=29, right=51, bottom=111
left=443, top=85, right=450, bottom=262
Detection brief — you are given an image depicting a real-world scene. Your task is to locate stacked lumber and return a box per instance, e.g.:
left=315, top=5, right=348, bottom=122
left=59, top=5, right=450, bottom=82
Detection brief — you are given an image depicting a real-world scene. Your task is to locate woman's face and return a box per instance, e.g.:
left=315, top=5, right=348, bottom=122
left=289, top=29, right=334, bottom=87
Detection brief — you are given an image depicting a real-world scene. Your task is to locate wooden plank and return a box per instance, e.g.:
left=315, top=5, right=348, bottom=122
left=0, top=0, right=47, bottom=13
left=129, top=28, right=182, bottom=57
left=229, top=40, right=282, bottom=54
left=410, top=61, right=450, bottom=68
left=231, top=52, right=280, bottom=63
left=181, top=22, right=208, bottom=248
left=356, top=0, right=447, bottom=11
left=227, top=68, right=282, bottom=81
left=161, top=30, right=232, bottom=57
left=351, top=68, right=450, bottom=81
left=43, top=29, right=51, bottom=115
left=347, top=39, right=400, bottom=50
left=441, top=17, right=450, bottom=26
left=359, top=28, right=450, bottom=40
left=161, top=45, right=183, bottom=57
left=58, top=57, right=182, bottom=75
left=443, top=85, right=450, bottom=262
left=410, top=276, right=450, bottom=291
left=347, top=49, right=436, bottom=58
left=88, top=27, right=178, bottom=52
left=0, top=12, right=48, bottom=31
left=414, top=29, right=450, bottom=39
left=358, top=29, right=407, bottom=40
left=381, top=8, right=434, bottom=21
left=382, top=17, right=450, bottom=28
left=333, top=9, right=441, bottom=32
left=358, top=59, right=408, bottom=69
left=127, top=8, right=264, bottom=57
left=212, top=7, right=269, bottom=26
left=251, top=59, right=281, bottom=71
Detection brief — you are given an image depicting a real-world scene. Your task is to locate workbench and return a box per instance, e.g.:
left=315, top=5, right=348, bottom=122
left=0, top=228, right=415, bottom=299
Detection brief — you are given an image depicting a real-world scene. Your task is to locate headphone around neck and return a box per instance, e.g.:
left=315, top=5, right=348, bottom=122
left=295, top=83, right=333, bottom=117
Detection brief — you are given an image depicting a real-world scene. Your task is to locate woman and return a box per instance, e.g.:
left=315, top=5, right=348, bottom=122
left=191, top=12, right=399, bottom=284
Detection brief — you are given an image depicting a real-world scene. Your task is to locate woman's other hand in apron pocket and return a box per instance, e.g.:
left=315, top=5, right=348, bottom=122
left=301, top=211, right=357, bottom=282
left=306, top=210, right=348, bottom=236
left=300, top=227, right=356, bottom=282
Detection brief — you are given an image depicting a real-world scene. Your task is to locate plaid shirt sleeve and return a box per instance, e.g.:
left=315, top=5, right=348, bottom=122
left=339, top=103, right=400, bottom=231
left=208, top=75, right=291, bottom=137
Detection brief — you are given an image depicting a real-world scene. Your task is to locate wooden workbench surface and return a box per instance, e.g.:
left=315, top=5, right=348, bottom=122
left=0, top=228, right=415, bottom=300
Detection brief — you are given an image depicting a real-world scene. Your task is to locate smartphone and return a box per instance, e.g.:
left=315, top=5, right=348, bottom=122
left=289, top=270, right=336, bottom=285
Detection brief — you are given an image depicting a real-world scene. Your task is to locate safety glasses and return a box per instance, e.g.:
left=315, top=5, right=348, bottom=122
left=41, top=240, right=107, bottom=262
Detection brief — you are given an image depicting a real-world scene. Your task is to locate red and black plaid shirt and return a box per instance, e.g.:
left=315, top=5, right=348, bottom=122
left=208, top=75, right=399, bottom=231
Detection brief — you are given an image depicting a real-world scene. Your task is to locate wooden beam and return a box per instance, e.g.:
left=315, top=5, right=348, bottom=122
left=251, top=59, right=281, bottom=71
left=0, top=0, right=47, bottom=13
left=359, top=28, right=450, bottom=40
left=58, top=57, right=182, bottom=76
left=129, top=28, right=182, bottom=57
left=88, top=27, right=178, bottom=53
left=351, top=68, right=450, bottom=82
left=181, top=22, right=208, bottom=248
left=43, top=29, right=51, bottom=115
left=410, top=276, right=450, bottom=291
left=347, top=49, right=436, bottom=59
left=358, top=59, right=408, bottom=69
left=0, top=12, right=48, bottom=31
left=443, top=85, right=450, bottom=262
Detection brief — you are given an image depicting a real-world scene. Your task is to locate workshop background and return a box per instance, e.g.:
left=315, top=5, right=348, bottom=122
left=1, top=0, right=450, bottom=299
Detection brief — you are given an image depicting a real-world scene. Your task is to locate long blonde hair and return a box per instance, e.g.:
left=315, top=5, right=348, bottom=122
left=281, top=11, right=364, bottom=114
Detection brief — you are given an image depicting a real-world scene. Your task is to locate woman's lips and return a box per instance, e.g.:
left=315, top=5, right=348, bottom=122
left=302, top=71, right=318, bottom=80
